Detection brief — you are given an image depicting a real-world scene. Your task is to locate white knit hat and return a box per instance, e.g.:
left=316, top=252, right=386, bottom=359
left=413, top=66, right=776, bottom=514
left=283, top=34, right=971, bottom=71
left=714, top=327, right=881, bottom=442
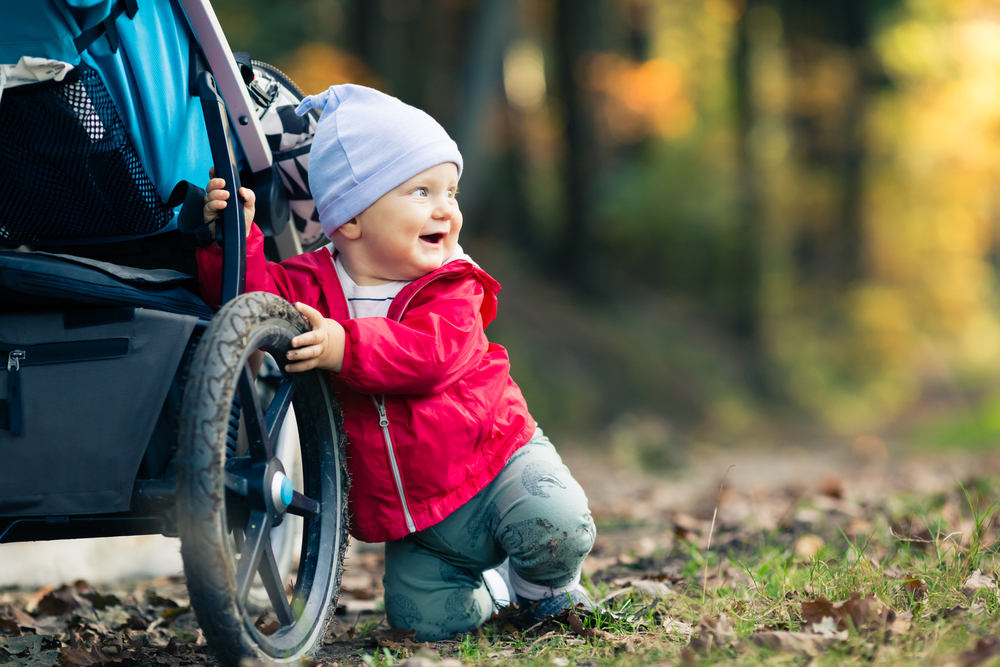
left=296, top=84, right=463, bottom=239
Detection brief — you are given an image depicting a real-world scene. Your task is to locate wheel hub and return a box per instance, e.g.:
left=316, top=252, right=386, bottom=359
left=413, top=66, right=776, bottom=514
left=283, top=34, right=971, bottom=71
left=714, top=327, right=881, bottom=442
left=270, top=470, right=294, bottom=512
left=261, top=457, right=290, bottom=523
left=226, top=455, right=293, bottom=524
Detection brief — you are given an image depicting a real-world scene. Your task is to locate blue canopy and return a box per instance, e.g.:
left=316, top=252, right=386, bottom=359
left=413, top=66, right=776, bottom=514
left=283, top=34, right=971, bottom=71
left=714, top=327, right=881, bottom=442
left=0, top=0, right=216, bottom=232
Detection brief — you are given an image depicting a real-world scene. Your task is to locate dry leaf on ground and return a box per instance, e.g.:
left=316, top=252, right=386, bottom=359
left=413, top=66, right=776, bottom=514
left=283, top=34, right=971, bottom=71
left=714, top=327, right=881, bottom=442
left=962, top=635, right=1000, bottom=667
left=793, top=535, right=825, bottom=558
left=688, top=614, right=736, bottom=653
left=800, top=592, right=905, bottom=636
left=963, top=570, right=996, bottom=600
left=749, top=631, right=840, bottom=656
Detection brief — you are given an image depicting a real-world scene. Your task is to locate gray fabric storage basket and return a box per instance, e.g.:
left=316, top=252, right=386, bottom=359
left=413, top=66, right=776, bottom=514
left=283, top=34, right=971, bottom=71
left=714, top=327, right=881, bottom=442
left=0, top=308, right=198, bottom=516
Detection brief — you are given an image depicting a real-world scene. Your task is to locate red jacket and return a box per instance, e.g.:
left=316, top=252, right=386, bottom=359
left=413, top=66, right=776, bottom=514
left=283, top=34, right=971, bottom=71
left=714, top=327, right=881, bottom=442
left=197, top=226, right=535, bottom=542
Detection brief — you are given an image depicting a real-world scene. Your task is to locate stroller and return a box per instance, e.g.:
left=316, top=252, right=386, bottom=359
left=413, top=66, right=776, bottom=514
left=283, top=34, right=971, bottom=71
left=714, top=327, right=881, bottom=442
left=0, top=1, right=348, bottom=665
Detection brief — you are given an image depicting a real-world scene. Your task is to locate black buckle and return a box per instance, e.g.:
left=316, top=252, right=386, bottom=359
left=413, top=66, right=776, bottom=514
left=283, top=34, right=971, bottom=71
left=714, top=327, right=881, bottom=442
left=73, top=0, right=139, bottom=55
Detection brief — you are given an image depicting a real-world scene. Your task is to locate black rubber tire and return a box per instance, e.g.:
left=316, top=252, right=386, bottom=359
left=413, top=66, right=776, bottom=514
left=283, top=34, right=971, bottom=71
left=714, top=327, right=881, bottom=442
left=177, top=292, right=349, bottom=667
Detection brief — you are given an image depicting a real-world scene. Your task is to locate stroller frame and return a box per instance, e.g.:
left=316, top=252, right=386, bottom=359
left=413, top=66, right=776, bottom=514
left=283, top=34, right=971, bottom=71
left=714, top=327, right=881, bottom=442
left=0, top=2, right=348, bottom=665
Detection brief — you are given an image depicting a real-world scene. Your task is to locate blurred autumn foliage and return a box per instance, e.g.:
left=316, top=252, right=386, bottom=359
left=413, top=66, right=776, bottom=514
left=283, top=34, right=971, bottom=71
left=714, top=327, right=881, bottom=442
left=213, top=0, right=1000, bottom=446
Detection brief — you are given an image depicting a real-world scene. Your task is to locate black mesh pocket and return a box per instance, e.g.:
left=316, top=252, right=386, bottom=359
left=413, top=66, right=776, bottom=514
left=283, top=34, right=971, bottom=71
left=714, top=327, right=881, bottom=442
left=0, top=65, right=174, bottom=243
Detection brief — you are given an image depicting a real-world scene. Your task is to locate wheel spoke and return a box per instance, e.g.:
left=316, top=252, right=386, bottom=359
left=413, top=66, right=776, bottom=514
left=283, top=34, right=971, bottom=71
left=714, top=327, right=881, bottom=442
left=224, top=469, right=250, bottom=497
left=264, top=378, right=295, bottom=446
left=258, top=540, right=295, bottom=626
left=238, top=365, right=272, bottom=460
left=235, top=510, right=273, bottom=608
left=232, top=527, right=246, bottom=553
left=286, top=490, right=320, bottom=518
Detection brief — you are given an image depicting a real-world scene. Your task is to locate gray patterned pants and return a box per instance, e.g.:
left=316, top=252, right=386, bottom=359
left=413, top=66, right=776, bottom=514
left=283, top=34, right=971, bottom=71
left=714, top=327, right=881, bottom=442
left=382, top=429, right=595, bottom=640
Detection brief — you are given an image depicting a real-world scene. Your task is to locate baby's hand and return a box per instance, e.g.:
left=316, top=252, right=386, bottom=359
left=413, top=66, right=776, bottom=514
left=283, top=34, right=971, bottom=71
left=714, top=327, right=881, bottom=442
left=286, top=303, right=346, bottom=374
left=203, top=170, right=255, bottom=240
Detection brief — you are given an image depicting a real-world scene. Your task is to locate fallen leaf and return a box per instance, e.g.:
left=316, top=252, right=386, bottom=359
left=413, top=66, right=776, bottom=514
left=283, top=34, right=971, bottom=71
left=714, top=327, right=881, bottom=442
left=809, top=616, right=847, bottom=639
left=963, top=570, right=996, bottom=600
left=800, top=593, right=899, bottom=635
left=80, top=594, right=120, bottom=612
left=0, top=605, right=37, bottom=630
left=901, top=576, right=928, bottom=604
left=689, top=614, right=735, bottom=653
left=371, top=627, right=419, bottom=648
left=887, top=610, right=912, bottom=637
left=672, top=513, right=706, bottom=542
left=662, top=618, right=694, bottom=637
left=144, top=593, right=179, bottom=609
left=800, top=598, right=839, bottom=628
left=254, top=613, right=280, bottom=637
left=567, top=611, right=614, bottom=640
left=0, top=619, right=20, bottom=637
left=160, top=606, right=190, bottom=620
left=35, top=592, right=76, bottom=618
left=962, top=635, right=1000, bottom=667
left=627, top=579, right=674, bottom=599
left=818, top=476, right=843, bottom=499
left=23, top=587, right=54, bottom=615
left=931, top=604, right=968, bottom=620
left=749, top=631, right=839, bottom=656
left=58, top=645, right=106, bottom=666
left=793, top=535, right=825, bottom=559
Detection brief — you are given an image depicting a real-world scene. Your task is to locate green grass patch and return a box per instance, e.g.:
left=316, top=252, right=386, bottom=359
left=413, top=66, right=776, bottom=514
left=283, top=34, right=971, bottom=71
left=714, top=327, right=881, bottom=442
left=356, top=473, right=1000, bottom=666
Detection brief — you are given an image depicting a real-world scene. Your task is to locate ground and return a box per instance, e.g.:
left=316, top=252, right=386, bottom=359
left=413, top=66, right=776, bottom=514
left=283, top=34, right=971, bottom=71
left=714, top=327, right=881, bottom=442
left=2, top=439, right=1000, bottom=666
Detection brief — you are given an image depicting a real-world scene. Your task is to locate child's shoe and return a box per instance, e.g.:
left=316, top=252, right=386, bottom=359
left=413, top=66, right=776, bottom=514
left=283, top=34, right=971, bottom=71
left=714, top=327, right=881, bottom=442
left=483, top=562, right=513, bottom=611
left=516, top=585, right=594, bottom=621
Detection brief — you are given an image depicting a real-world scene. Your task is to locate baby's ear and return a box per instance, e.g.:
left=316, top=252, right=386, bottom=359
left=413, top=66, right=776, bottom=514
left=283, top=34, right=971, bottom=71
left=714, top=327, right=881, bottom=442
left=336, top=218, right=362, bottom=240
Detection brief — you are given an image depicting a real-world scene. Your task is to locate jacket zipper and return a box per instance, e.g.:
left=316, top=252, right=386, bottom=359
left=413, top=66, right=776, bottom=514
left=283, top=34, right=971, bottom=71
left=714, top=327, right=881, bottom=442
left=364, top=273, right=449, bottom=534
left=363, top=269, right=468, bottom=534
left=372, top=395, right=416, bottom=533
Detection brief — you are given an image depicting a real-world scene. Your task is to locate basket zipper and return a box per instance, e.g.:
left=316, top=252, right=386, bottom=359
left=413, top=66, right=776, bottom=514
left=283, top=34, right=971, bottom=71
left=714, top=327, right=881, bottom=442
left=2, top=338, right=129, bottom=435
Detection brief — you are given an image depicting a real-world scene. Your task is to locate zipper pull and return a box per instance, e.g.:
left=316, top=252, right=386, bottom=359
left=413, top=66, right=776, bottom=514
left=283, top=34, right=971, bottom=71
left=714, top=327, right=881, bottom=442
left=376, top=399, right=389, bottom=428
left=7, top=350, right=25, bottom=435
left=7, top=350, right=25, bottom=372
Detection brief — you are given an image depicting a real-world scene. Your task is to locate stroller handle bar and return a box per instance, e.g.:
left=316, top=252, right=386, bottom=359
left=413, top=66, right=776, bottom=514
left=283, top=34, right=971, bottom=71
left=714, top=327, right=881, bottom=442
left=179, top=0, right=271, bottom=173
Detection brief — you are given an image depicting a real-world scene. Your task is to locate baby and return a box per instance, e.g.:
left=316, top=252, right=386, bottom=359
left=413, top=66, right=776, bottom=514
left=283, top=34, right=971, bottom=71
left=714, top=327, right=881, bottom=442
left=198, top=84, right=595, bottom=639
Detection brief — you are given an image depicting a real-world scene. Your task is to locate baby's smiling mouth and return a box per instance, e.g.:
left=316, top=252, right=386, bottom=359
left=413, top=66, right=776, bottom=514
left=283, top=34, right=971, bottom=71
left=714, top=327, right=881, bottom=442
left=420, top=233, right=445, bottom=244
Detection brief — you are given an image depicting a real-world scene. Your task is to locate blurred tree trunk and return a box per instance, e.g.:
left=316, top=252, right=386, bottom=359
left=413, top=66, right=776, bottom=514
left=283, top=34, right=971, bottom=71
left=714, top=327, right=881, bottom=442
left=779, top=0, right=880, bottom=285
left=732, top=1, right=761, bottom=342
left=451, top=0, right=515, bottom=236
left=553, top=0, right=601, bottom=288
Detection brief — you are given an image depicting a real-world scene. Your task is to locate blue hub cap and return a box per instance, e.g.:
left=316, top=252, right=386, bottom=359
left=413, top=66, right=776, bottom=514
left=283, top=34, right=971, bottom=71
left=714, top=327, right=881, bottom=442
left=270, top=470, right=294, bottom=512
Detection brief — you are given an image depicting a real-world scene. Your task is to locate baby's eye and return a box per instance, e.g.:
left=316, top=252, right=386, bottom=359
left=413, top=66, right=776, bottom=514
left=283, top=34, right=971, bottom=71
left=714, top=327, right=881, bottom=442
left=448, top=188, right=458, bottom=199
left=415, top=187, right=429, bottom=197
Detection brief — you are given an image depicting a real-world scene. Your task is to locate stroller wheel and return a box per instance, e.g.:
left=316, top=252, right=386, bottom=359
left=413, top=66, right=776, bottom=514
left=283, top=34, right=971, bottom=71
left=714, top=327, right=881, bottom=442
left=177, top=292, right=349, bottom=667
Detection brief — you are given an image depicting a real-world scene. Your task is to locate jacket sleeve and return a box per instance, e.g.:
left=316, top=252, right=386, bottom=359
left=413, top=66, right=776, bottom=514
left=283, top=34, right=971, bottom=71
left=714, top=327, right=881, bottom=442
left=196, top=224, right=309, bottom=307
left=337, top=276, right=490, bottom=396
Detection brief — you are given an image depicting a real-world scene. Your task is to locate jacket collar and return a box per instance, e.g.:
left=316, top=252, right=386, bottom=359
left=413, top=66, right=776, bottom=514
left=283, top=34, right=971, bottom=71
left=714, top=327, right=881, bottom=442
left=319, top=246, right=501, bottom=325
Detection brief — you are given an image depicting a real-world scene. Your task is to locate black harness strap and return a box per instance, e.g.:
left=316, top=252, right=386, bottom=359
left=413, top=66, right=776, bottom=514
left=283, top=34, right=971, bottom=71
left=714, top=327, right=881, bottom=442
left=73, top=0, right=139, bottom=55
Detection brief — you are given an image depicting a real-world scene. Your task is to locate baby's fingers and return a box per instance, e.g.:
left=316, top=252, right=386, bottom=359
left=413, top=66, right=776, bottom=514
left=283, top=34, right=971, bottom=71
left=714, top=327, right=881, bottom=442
left=205, top=176, right=227, bottom=193
left=294, top=302, right=324, bottom=330
left=287, top=342, right=323, bottom=360
left=284, top=344, right=324, bottom=372
left=290, top=329, right=322, bottom=349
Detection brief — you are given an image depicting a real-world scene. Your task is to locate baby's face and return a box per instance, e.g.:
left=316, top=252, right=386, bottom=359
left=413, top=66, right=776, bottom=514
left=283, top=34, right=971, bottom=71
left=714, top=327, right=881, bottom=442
left=352, top=163, right=462, bottom=283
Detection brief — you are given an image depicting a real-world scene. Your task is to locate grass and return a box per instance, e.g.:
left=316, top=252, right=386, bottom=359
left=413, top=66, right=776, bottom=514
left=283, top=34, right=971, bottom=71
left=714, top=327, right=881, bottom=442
left=352, top=473, right=1000, bottom=666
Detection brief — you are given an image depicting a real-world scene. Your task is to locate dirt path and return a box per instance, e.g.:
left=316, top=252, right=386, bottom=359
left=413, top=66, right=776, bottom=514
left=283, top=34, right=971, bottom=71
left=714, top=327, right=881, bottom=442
left=1, top=441, right=995, bottom=666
